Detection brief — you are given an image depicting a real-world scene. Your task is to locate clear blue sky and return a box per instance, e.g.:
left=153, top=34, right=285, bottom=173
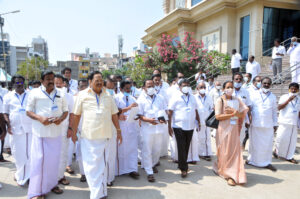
left=0, top=0, right=163, bottom=64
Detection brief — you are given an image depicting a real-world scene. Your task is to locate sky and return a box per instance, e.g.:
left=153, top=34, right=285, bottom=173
left=0, top=0, right=164, bottom=64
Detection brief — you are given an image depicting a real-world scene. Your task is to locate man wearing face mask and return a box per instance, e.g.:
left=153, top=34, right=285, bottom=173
left=168, top=78, right=201, bottom=178
left=137, top=79, right=167, bottom=182
left=242, top=73, right=252, bottom=90
left=247, top=77, right=278, bottom=172
left=248, top=76, right=262, bottom=94
left=209, top=81, right=222, bottom=106
left=273, top=83, right=300, bottom=164
left=232, top=73, right=252, bottom=146
left=114, top=80, right=139, bottom=180
left=3, top=75, right=32, bottom=186
left=195, top=82, right=213, bottom=161
left=287, top=37, right=300, bottom=84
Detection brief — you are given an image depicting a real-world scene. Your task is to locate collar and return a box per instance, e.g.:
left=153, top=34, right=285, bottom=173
left=13, top=90, right=26, bottom=96
left=41, top=84, right=56, bottom=94
left=88, top=87, right=105, bottom=96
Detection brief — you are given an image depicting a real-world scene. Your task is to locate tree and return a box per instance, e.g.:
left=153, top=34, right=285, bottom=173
left=17, top=57, right=49, bottom=80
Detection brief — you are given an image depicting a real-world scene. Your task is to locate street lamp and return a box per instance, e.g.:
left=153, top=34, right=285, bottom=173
left=0, top=10, right=20, bottom=88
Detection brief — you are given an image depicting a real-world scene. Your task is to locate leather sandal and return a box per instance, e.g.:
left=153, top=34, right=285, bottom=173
left=227, top=178, right=236, bottom=186
left=58, top=177, right=70, bottom=185
left=51, top=186, right=64, bottom=194
left=147, top=175, right=155, bottom=182
left=287, top=158, right=298, bottom=164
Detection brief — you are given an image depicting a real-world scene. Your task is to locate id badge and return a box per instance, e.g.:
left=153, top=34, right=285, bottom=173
left=51, top=105, right=58, bottom=111
left=185, top=107, right=191, bottom=112
left=292, top=109, right=298, bottom=114
left=230, top=118, right=237, bottom=125
left=96, top=109, right=102, bottom=115
left=19, top=108, right=26, bottom=113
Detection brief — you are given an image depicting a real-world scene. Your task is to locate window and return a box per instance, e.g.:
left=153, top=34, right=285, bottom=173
left=240, top=15, right=250, bottom=60
left=262, top=7, right=300, bottom=55
left=191, top=0, right=203, bottom=6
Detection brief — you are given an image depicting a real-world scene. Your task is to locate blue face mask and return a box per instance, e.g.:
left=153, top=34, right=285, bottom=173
left=29, top=86, right=32, bottom=90
left=234, top=82, right=242, bottom=88
left=124, top=92, right=130, bottom=97
left=293, top=42, right=298, bottom=46
left=107, top=89, right=114, bottom=95
left=131, top=86, right=135, bottom=91
left=256, top=82, right=262, bottom=89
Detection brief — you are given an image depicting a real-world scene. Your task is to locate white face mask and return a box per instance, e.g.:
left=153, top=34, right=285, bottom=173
left=244, top=77, right=249, bottom=82
left=290, top=92, right=299, bottom=97
left=199, top=89, right=206, bottom=95
left=182, top=86, right=190, bottom=94
left=262, top=88, right=270, bottom=93
left=234, top=82, right=242, bottom=89
left=224, top=88, right=233, bottom=96
left=147, top=87, right=156, bottom=96
left=216, top=86, right=221, bottom=90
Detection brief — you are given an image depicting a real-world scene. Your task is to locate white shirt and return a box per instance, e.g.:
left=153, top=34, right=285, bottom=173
left=0, top=87, right=8, bottom=113
left=242, top=82, right=252, bottom=90
left=206, top=83, right=214, bottom=94
left=131, top=87, right=141, bottom=99
left=168, top=92, right=197, bottom=130
left=115, top=92, right=137, bottom=119
left=3, top=91, right=32, bottom=134
left=194, top=94, right=213, bottom=125
left=231, top=53, right=242, bottom=69
left=161, top=81, right=170, bottom=90
left=278, top=94, right=300, bottom=125
left=287, top=43, right=300, bottom=63
left=167, top=84, right=181, bottom=99
left=250, top=90, right=278, bottom=128
left=233, top=88, right=251, bottom=107
left=272, top=45, right=286, bottom=59
left=209, top=88, right=222, bottom=105
left=26, top=85, right=68, bottom=137
left=195, top=73, right=207, bottom=83
left=69, top=79, right=78, bottom=95
left=155, top=85, right=169, bottom=105
left=138, top=93, right=167, bottom=134
left=60, top=90, right=74, bottom=132
left=246, top=61, right=261, bottom=80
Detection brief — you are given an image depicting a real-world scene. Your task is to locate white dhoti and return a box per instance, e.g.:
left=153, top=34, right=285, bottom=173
left=291, top=61, right=300, bottom=83
left=170, top=135, right=177, bottom=160
left=275, top=124, right=298, bottom=160
left=248, top=127, right=274, bottom=167
left=141, top=132, right=162, bottom=175
left=28, top=135, right=61, bottom=199
left=107, top=129, right=117, bottom=184
left=116, top=122, right=138, bottom=176
left=81, top=138, right=108, bottom=199
left=160, top=124, right=169, bottom=157
left=4, top=133, right=12, bottom=149
left=76, top=137, right=85, bottom=175
left=11, top=133, right=32, bottom=185
left=67, top=139, right=76, bottom=166
left=58, top=125, right=69, bottom=180
left=197, top=126, right=212, bottom=156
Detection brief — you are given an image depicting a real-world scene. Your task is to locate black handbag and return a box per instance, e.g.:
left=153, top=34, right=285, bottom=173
left=205, top=98, right=223, bottom=129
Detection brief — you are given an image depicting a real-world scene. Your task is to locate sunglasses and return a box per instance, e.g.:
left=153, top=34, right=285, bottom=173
left=15, top=82, right=24, bottom=85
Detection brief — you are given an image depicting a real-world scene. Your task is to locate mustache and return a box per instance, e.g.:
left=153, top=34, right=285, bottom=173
left=47, top=83, right=54, bottom=86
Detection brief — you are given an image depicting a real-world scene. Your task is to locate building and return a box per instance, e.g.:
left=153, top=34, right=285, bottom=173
left=10, top=46, right=30, bottom=75
left=57, top=61, right=80, bottom=79
left=131, top=42, right=149, bottom=57
left=0, top=33, right=11, bottom=75
left=31, top=36, right=49, bottom=61
left=142, top=0, right=300, bottom=61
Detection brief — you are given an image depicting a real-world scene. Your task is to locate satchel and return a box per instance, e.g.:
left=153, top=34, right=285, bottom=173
left=205, top=98, right=223, bottom=129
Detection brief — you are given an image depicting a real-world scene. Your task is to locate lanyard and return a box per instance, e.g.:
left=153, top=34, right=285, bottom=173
left=147, top=95, right=156, bottom=109
left=260, top=91, right=270, bottom=103
left=198, top=95, right=206, bottom=105
left=125, top=96, right=129, bottom=107
left=181, top=95, right=190, bottom=106
left=15, top=93, right=26, bottom=107
left=291, top=98, right=298, bottom=110
left=0, top=95, right=2, bottom=102
left=95, top=93, right=100, bottom=108
left=41, top=88, right=57, bottom=104
left=156, top=85, right=162, bottom=94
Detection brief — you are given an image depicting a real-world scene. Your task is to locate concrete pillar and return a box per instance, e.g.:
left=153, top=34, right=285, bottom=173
left=177, top=22, right=196, bottom=41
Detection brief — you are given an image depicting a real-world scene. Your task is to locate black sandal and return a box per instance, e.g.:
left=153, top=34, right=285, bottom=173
left=51, top=186, right=64, bottom=194
left=287, top=158, right=298, bottom=164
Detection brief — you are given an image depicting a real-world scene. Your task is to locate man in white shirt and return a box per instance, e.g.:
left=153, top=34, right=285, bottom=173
left=26, top=70, right=69, bottom=198
left=206, top=76, right=215, bottom=94
left=273, top=83, right=300, bottom=164
left=232, top=73, right=252, bottom=145
left=0, top=86, right=8, bottom=162
left=195, top=69, right=207, bottom=84
left=3, top=75, right=32, bottom=186
left=195, top=82, right=213, bottom=161
left=138, top=79, right=167, bottom=182
left=115, top=80, right=140, bottom=179
left=54, top=75, right=74, bottom=186
left=287, top=37, right=300, bottom=84
left=247, top=76, right=262, bottom=95
left=168, top=78, right=201, bottom=178
left=209, top=81, right=222, bottom=106
left=153, top=69, right=170, bottom=90
left=246, top=56, right=261, bottom=81
left=247, top=77, right=278, bottom=172
left=62, top=67, right=78, bottom=95
left=271, top=39, right=286, bottom=84
left=231, top=49, right=242, bottom=77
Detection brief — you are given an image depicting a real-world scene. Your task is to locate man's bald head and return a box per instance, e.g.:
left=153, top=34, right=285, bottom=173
left=215, top=81, right=221, bottom=86
left=197, top=82, right=206, bottom=89
left=291, top=37, right=298, bottom=42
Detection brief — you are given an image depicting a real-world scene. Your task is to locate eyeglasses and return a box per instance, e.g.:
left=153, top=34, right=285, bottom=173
left=15, top=82, right=24, bottom=85
left=234, top=78, right=242, bottom=81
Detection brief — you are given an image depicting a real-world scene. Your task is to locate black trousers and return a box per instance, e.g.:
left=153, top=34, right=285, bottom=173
left=232, top=68, right=240, bottom=79
left=173, top=128, right=194, bottom=171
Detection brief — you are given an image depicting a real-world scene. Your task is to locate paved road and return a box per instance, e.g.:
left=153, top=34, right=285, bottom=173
left=1, top=139, right=300, bottom=199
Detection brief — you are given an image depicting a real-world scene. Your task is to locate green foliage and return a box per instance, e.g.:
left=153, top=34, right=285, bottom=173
left=17, top=57, right=49, bottom=80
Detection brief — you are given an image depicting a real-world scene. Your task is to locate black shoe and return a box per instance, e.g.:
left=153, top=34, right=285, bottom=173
left=147, top=175, right=155, bottom=182
left=188, top=161, right=197, bottom=165
left=152, top=166, right=158, bottom=173
left=129, top=172, right=140, bottom=179
left=154, top=161, right=160, bottom=167
left=80, top=175, right=86, bottom=182
left=273, top=151, right=278, bottom=159
left=107, top=181, right=114, bottom=187
left=204, top=156, right=212, bottom=161
left=181, top=171, right=187, bottom=178
left=265, top=164, right=277, bottom=172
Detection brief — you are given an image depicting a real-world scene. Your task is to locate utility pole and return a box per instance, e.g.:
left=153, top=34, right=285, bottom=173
left=118, top=35, right=123, bottom=68
left=0, top=10, right=20, bottom=87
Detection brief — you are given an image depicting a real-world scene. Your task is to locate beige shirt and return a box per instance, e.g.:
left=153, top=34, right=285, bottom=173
left=73, top=87, right=118, bottom=140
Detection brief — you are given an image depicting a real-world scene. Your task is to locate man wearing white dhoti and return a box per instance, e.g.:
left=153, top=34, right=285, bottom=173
left=232, top=73, right=252, bottom=146
left=54, top=75, right=74, bottom=186
left=274, top=83, right=300, bottom=164
left=195, top=82, right=213, bottom=161
left=137, top=79, right=167, bottom=182
left=247, top=77, right=278, bottom=171
left=115, top=80, right=140, bottom=179
left=287, top=37, right=300, bottom=84
left=26, top=70, right=69, bottom=199
left=3, top=75, right=32, bottom=186
left=71, top=71, right=122, bottom=199
left=0, top=86, right=8, bottom=162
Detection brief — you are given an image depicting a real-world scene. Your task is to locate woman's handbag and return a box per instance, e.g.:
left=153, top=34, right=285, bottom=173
left=205, top=98, right=223, bottom=129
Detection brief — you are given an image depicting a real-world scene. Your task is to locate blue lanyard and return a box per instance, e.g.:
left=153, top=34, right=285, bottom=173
left=199, top=95, right=206, bottom=105
left=147, top=95, right=156, bottom=109
left=95, top=94, right=100, bottom=108
left=260, top=91, right=270, bottom=103
left=41, top=88, right=57, bottom=104
left=125, top=96, right=129, bottom=107
left=15, top=93, right=26, bottom=107
left=156, top=85, right=162, bottom=94
left=181, top=95, right=190, bottom=106
left=0, top=95, right=2, bottom=103
left=291, top=98, right=298, bottom=110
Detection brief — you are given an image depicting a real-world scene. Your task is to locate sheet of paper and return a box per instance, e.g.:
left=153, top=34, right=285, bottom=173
left=127, top=106, right=139, bottom=123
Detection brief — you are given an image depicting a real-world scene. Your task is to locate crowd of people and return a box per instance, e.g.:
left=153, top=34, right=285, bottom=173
left=0, top=38, right=299, bottom=199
